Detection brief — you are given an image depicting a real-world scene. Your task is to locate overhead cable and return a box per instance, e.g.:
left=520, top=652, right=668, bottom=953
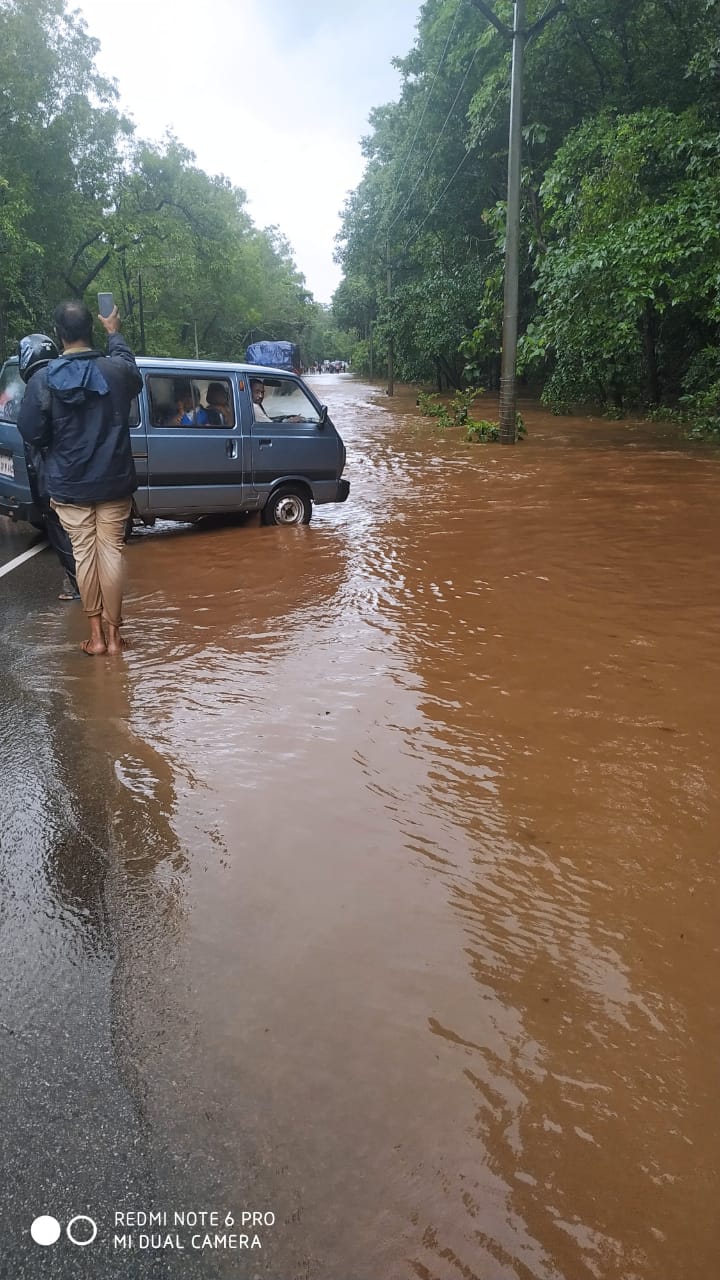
left=384, top=44, right=480, bottom=237
left=400, top=86, right=505, bottom=256
left=391, top=2, right=461, bottom=193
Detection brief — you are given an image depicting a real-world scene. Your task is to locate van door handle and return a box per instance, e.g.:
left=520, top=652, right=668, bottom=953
left=258, top=437, right=272, bottom=447
left=226, top=439, right=238, bottom=459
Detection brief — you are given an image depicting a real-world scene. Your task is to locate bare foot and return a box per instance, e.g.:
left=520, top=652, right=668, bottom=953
left=80, top=638, right=107, bottom=656
left=106, top=625, right=127, bottom=655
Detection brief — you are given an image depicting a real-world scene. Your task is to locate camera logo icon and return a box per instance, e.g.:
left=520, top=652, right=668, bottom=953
left=30, top=1215, right=98, bottom=1247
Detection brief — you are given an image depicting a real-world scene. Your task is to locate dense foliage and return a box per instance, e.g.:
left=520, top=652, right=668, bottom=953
left=0, top=0, right=349, bottom=364
left=334, top=0, right=720, bottom=434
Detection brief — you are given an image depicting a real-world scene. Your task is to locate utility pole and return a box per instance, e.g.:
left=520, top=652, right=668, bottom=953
left=386, top=238, right=394, bottom=397
left=469, top=0, right=564, bottom=442
left=138, top=272, right=147, bottom=356
left=499, top=0, right=525, bottom=443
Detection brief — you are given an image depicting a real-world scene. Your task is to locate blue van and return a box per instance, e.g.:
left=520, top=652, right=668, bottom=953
left=0, top=357, right=349, bottom=527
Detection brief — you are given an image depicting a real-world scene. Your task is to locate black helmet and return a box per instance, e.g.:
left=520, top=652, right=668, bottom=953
left=18, top=332, right=59, bottom=384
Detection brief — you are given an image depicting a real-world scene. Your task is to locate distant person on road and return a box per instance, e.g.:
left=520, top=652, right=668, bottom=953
left=17, top=333, right=80, bottom=602
left=17, top=300, right=143, bottom=657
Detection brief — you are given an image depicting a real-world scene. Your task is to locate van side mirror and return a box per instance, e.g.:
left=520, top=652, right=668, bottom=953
left=319, top=404, right=328, bottom=427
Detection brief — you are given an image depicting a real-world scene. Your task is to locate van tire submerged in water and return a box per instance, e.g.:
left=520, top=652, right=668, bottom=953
left=261, top=485, right=312, bottom=527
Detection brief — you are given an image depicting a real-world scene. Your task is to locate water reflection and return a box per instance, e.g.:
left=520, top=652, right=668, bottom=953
left=0, top=614, right=193, bottom=1272
left=331, top=385, right=720, bottom=1280
left=117, top=381, right=718, bottom=1279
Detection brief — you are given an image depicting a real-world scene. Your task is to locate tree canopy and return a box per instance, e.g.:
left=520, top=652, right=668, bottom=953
left=334, top=0, right=720, bottom=431
left=0, top=0, right=346, bottom=364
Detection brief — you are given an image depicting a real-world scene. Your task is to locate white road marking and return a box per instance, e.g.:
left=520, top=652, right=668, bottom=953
left=0, top=539, right=48, bottom=579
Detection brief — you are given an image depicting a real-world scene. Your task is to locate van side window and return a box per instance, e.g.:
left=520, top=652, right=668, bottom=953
left=147, top=375, right=235, bottom=428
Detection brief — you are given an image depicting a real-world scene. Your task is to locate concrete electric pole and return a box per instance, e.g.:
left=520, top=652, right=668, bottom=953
left=469, top=0, right=565, bottom=442
left=386, top=239, right=395, bottom=397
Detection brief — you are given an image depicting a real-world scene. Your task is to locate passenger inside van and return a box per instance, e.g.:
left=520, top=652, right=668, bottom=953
left=148, top=376, right=236, bottom=428
left=150, top=379, right=207, bottom=426
left=174, top=380, right=209, bottom=426
left=205, top=381, right=234, bottom=426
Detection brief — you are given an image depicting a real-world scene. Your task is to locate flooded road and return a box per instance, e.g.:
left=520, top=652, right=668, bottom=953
left=2, top=376, right=720, bottom=1278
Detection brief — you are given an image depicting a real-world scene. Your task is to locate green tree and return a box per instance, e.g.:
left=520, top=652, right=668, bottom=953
left=522, top=108, right=720, bottom=410
left=335, top=0, right=720, bottom=421
left=0, top=0, right=321, bottom=360
left=0, top=0, right=131, bottom=339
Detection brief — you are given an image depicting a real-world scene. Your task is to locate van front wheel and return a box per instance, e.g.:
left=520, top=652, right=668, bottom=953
left=261, top=486, right=312, bottom=526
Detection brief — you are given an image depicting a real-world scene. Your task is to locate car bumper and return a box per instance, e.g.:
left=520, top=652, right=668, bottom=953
left=335, top=479, right=350, bottom=503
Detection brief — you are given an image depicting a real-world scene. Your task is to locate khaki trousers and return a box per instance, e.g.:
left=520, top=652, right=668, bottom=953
left=51, top=498, right=131, bottom=627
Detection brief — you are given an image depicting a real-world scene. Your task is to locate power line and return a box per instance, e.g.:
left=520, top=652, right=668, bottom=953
left=384, top=44, right=480, bottom=237
left=528, top=0, right=554, bottom=41
left=399, top=86, right=504, bottom=256
left=391, top=2, right=461, bottom=193
left=378, top=0, right=559, bottom=251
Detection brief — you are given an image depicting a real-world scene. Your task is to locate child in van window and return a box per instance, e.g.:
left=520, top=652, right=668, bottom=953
left=170, top=380, right=208, bottom=426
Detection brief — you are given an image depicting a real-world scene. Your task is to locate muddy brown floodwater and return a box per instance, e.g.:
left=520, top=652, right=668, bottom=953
left=34, top=377, right=720, bottom=1278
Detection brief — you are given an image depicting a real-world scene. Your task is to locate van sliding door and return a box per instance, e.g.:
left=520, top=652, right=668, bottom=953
left=144, top=372, right=245, bottom=516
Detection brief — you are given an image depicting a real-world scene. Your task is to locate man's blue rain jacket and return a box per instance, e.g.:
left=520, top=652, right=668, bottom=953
left=17, top=333, right=143, bottom=506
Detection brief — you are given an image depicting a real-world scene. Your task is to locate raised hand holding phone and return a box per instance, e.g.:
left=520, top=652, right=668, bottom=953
left=97, top=294, right=121, bottom=335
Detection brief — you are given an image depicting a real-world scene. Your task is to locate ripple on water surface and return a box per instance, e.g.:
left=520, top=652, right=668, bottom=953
left=6, top=381, right=718, bottom=1279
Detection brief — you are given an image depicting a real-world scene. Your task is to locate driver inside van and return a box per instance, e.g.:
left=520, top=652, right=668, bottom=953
left=250, top=378, right=272, bottom=421
left=250, top=378, right=303, bottom=424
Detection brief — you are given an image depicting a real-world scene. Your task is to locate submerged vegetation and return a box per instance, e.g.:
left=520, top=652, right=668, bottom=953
left=416, top=387, right=525, bottom=442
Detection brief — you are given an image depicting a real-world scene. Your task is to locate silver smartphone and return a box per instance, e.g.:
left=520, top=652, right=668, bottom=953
left=97, top=292, right=114, bottom=318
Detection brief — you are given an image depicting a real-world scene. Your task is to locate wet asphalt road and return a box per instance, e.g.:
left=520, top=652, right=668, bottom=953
left=1, top=537, right=175, bottom=1278
left=3, top=534, right=275, bottom=1280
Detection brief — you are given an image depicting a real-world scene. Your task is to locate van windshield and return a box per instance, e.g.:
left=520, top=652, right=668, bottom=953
left=0, top=363, right=25, bottom=423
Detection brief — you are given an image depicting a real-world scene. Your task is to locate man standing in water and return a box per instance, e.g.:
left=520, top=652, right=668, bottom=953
left=18, top=300, right=142, bottom=656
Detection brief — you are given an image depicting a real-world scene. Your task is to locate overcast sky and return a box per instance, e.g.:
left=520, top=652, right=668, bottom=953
left=76, top=0, right=421, bottom=304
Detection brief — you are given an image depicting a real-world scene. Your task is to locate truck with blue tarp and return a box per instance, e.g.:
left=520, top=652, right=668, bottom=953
left=245, top=341, right=300, bottom=372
